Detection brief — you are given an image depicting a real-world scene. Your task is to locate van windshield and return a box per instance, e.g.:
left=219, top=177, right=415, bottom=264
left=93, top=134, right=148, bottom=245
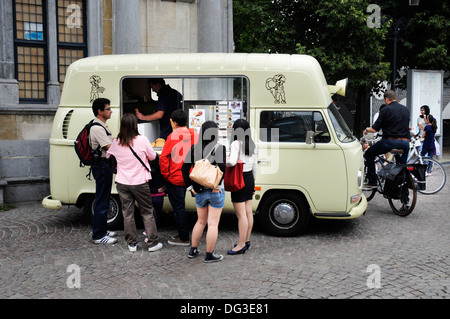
left=327, top=104, right=355, bottom=143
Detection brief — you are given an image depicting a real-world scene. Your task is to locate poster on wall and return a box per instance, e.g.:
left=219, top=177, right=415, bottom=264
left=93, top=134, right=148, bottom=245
left=407, top=70, right=443, bottom=136
left=189, top=108, right=207, bottom=133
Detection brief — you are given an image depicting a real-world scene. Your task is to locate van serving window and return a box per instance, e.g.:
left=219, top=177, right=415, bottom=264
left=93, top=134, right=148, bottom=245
left=259, top=111, right=330, bottom=143
left=121, top=76, right=249, bottom=146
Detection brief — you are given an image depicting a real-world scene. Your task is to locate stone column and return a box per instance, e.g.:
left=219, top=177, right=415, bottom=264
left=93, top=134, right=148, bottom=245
left=87, top=0, right=103, bottom=56
left=113, top=0, right=140, bottom=54
left=197, top=0, right=233, bottom=53
left=46, top=0, right=60, bottom=106
left=0, top=0, right=19, bottom=105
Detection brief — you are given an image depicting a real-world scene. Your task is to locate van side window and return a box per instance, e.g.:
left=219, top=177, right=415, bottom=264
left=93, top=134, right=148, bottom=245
left=260, top=111, right=330, bottom=143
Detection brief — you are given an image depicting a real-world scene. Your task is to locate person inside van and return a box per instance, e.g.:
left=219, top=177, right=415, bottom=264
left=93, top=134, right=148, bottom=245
left=363, top=90, right=410, bottom=188
left=90, top=98, right=118, bottom=245
left=136, top=78, right=182, bottom=141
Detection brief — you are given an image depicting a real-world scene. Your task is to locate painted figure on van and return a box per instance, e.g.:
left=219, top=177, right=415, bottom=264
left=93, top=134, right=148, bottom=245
left=265, top=74, right=286, bottom=104
left=89, top=75, right=105, bottom=103
left=227, top=119, right=258, bottom=255
left=160, top=110, right=199, bottom=246
left=136, top=78, right=183, bottom=141
left=90, top=98, right=118, bottom=244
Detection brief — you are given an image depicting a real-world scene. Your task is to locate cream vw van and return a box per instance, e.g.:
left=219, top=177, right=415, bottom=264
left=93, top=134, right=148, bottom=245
left=42, top=53, right=367, bottom=236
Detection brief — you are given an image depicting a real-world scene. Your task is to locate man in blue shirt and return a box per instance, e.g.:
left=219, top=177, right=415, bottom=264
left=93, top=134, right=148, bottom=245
left=363, top=90, right=410, bottom=187
left=136, top=78, right=182, bottom=140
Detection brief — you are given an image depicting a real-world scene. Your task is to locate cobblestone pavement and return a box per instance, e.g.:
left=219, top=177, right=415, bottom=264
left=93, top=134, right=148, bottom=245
left=1, top=167, right=449, bottom=301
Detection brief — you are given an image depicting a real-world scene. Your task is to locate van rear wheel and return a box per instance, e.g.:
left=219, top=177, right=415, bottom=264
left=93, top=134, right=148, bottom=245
left=83, top=194, right=124, bottom=230
left=259, top=193, right=310, bottom=237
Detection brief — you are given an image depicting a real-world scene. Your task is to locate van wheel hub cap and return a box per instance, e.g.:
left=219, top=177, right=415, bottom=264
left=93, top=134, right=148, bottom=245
left=273, top=202, right=296, bottom=225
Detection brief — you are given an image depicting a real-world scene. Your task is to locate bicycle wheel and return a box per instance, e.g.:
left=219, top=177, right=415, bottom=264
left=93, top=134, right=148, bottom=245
left=362, top=160, right=382, bottom=202
left=363, top=186, right=377, bottom=202
left=388, top=172, right=417, bottom=217
left=416, top=157, right=446, bottom=194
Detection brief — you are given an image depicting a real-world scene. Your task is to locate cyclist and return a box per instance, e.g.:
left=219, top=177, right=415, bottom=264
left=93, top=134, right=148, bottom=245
left=363, top=90, right=410, bottom=188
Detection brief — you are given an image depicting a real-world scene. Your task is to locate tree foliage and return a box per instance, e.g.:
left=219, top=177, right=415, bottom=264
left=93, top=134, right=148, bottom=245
left=233, top=0, right=450, bottom=91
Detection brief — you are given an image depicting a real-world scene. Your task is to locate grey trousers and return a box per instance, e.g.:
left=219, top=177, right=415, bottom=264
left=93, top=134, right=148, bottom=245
left=116, top=182, right=158, bottom=247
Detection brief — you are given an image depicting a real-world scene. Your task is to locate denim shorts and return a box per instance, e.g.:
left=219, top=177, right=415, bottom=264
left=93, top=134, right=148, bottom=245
left=195, top=188, right=225, bottom=209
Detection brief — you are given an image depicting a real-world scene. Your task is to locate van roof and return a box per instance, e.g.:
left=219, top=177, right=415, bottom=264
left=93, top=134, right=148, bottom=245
left=61, top=53, right=332, bottom=108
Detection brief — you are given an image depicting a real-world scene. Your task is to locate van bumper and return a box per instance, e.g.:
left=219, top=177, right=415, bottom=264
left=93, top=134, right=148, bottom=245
left=313, top=194, right=367, bottom=219
left=42, top=195, right=62, bottom=210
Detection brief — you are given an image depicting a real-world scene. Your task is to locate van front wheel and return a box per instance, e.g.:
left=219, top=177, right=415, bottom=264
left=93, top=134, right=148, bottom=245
left=83, top=195, right=124, bottom=230
left=259, top=193, right=310, bottom=237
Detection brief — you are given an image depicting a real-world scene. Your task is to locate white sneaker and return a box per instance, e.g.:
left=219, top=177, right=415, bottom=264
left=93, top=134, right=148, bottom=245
left=148, top=242, right=163, bottom=252
left=93, top=235, right=117, bottom=244
left=107, top=231, right=117, bottom=237
left=128, top=243, right=138, bottom=252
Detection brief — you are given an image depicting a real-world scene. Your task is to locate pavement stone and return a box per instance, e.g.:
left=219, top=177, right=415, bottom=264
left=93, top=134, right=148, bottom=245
left=0, top=166, right=449, bottom=302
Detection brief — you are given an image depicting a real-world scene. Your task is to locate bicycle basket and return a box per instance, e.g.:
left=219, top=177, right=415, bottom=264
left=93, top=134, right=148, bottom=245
left=378, top=163, right=405, bottom=181
left=408, top=163, right=427, bottom=191
left=380, top=164, right=408, bottom=199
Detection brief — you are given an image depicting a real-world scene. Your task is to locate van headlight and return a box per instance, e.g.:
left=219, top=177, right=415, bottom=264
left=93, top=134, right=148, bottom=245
left=351, top=194, right=361, bottom=204
left=357, top=169, right=362, bottom=187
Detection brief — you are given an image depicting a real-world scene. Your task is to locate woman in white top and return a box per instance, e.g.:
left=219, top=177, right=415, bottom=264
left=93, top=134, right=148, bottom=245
left=226, top=119, right=258, bottom=255
left=417, top=105, right=430, bottom=136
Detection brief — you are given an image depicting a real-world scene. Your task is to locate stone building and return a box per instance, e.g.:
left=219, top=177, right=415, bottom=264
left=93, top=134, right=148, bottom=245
left=0, top=0, right=233, bottom=204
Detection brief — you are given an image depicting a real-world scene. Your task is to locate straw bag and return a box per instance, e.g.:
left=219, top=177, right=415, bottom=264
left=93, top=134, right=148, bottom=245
left=189, top=144, right=223, bottom=189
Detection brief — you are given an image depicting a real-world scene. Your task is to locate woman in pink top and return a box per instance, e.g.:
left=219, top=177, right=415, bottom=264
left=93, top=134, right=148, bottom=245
left=107, top=114, right=162, bottom=252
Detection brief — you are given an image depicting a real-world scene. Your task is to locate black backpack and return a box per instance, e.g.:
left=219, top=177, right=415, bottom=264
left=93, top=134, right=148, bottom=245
left=74, top=119, right=111, bottom=167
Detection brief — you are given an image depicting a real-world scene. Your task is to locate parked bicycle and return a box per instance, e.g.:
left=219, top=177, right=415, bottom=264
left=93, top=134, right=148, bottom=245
left=363, top=148, right=424, bottom=217
left=406, top=135, right=446, bottom=194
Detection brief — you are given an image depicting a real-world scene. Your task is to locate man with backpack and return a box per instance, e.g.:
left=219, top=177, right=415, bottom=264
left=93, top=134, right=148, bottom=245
left=90, top=98, right=118, bottom=244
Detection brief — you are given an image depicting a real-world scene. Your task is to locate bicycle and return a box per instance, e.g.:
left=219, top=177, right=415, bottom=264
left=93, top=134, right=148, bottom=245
left=406, top=135, right=446, bottom=195
left=363, top=148, right=419, bottom=217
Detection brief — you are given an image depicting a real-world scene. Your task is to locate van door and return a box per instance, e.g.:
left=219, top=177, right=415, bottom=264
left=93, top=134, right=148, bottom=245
left=255, top=109, right=347, bottom=213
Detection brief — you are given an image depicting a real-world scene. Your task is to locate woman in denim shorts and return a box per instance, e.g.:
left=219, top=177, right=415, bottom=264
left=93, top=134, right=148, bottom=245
left=182, top=121, right=226, bottom=263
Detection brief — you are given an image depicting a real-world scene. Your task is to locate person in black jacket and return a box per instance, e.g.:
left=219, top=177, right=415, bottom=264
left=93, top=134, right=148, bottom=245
left=363, top=90, right=410, bottom=187
left=181, top=121, right=226, bottom=263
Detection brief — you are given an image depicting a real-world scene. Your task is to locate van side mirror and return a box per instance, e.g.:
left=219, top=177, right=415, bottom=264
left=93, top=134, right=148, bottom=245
left=306, top=131, right=316, bottom=148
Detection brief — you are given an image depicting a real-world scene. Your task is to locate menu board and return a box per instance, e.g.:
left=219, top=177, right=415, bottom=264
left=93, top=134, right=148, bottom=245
left=215, top=101, right=243, bottom=146
left=188, top=101, right=243, bottom=148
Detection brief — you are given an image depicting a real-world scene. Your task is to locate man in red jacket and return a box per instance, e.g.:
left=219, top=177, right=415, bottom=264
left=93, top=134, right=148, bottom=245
left=160, top=109, right=199, bottom=246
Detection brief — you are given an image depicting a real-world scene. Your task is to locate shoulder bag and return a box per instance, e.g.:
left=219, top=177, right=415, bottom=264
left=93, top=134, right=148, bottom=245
left=189, top=143, right=223, bottom=189
left=129, top=146, right=151, bottom=173
left=224, top=141, right=245, bottom=192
